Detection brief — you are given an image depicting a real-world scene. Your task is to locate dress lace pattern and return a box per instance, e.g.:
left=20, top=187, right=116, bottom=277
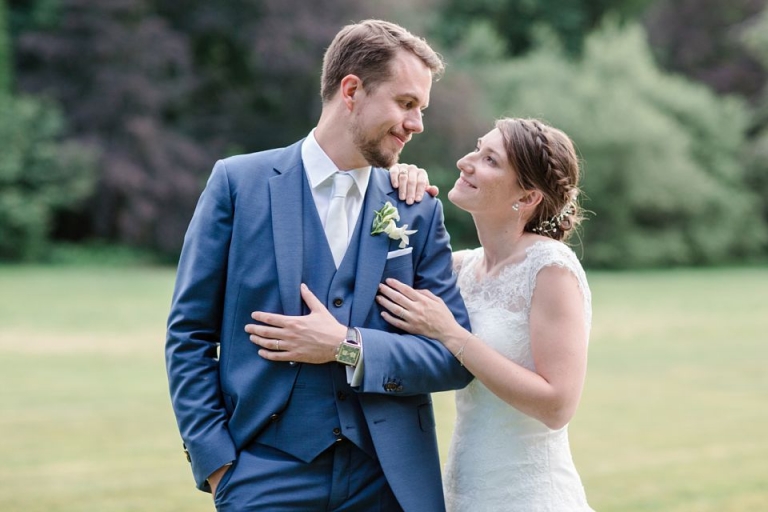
left=444, top=240, right=594, bottom=512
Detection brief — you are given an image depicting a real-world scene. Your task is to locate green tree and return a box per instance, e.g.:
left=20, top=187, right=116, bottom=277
left=0, top=95, right=97, bottom=261
left=742, top=6, right=768, bottom=231
left=0, top=0, right=10, bottom=93
left=445, top=23, right=767, bottom=267
left=435, top=0, right=654, bottom=57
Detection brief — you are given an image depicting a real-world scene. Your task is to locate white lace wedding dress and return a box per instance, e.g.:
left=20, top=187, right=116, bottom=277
left=444, top=240, right=594, bottom=512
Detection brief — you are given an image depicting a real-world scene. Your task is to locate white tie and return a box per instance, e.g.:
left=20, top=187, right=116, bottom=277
left=326, top=172, right=355, bottom=267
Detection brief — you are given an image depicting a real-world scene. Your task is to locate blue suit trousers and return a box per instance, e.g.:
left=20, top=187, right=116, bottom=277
left=213, top=440, right=403, bottom=511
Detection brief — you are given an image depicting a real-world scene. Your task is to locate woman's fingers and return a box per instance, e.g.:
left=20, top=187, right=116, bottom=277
left=375, top=293, right=408, bottom=318
left=389, top=163, right=430, bottom=204
left=379, top=310, right=416, bottom=333
left=381, top=278, right=423, bottom=302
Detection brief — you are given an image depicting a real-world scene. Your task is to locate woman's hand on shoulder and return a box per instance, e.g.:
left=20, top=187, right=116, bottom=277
left=389, top=163, right=439, bottom=205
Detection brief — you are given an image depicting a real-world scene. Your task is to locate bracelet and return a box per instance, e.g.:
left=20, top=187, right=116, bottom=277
left=454, top=332, right=473, bottom=367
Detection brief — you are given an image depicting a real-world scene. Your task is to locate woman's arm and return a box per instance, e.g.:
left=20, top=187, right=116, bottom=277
left=377, top=266, right=588, bottom=430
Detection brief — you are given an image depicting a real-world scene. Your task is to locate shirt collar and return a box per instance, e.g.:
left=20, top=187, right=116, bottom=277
left=302, top=129, right=371, bottom=195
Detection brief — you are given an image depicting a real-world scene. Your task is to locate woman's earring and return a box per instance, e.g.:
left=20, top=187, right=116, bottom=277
left=512, top=203, right=520, bottom=212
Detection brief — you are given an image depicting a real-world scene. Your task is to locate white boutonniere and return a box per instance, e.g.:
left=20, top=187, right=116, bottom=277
left=371, top=201, right=417, bottom=249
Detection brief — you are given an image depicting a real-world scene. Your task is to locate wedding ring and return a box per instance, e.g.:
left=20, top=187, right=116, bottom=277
left=398, top=169, right=408, bottom=176
left=276, top=339, right=281, bottom=351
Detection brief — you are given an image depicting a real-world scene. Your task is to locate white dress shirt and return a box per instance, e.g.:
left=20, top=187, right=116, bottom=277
left=302, top=129, right=371, bottom=249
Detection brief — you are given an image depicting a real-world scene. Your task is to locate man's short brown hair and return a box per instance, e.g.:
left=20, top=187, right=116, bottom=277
left=320, top=19, right=444, bottom=103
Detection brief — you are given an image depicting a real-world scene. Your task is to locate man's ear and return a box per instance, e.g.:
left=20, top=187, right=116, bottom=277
left=340, top=75, right=363, bottom=110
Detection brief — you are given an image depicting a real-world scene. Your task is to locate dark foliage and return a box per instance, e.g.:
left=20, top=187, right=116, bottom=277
left=644, top=0, right=768, bottom=102
left=10, top=0, right=373, bottom=255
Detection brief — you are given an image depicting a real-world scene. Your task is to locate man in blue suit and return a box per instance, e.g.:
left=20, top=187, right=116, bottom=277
left=166, top=19, right=471, bottom=511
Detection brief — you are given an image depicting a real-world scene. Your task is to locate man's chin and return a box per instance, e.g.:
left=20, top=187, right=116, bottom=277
left=364, top=150, right=398, bottom=169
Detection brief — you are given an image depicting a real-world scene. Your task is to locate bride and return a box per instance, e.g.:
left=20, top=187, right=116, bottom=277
left=381, top=117, right=594, bottom=511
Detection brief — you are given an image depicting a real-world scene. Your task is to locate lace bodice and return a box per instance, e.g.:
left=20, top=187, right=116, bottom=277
left=444, top=240, right=594, bottom=512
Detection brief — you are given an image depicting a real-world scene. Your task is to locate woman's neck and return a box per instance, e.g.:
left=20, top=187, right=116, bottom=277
left=473, top=213, right=529, bottom=275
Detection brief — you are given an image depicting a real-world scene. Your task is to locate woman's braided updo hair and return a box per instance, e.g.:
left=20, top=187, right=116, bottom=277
left=496, top=118, right=583, bottom=242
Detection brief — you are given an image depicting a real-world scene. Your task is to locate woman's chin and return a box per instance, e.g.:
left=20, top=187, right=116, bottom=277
left=447, top=187, right=469, bottom=210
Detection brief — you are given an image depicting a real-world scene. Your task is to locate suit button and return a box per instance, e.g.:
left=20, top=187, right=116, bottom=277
left=269, top=413, right=280, bottom=422
left=333, top=298, right=343, bottom=307
left=337, top=392, right=347, bottom=401
left=383, top=382, right=404, bottom=392
left=289, top=361, right=297, bottom=366
left=333, top=427, right=341, bottom=436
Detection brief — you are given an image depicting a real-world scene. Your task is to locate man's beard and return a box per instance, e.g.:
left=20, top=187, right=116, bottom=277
left=352, top=121, right=399, bottom=169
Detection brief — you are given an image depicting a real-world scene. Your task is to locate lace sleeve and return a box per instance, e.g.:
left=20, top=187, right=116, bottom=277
left=526, top=241, right=592, bottom=333
left=452, top=249, right=472, bottom=275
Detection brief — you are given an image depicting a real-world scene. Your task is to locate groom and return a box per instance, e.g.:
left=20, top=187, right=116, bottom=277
left=165, top=19, right=471, bottom=511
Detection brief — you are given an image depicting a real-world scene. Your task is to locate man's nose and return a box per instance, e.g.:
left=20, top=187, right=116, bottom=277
left=404, top=110, right=424, bottom=134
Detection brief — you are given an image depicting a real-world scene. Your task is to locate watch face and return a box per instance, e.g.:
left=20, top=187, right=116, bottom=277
left=337, top=343, right=360, bottom=366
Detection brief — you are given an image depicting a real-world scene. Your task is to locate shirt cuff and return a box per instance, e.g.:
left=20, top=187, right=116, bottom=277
left=345, top=329, right=364, bottom=387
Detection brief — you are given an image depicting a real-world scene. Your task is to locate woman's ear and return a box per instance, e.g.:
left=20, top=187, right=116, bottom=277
left=518, top=189, right=543, bottom=210
left=340, top=75, right=362, bottom=110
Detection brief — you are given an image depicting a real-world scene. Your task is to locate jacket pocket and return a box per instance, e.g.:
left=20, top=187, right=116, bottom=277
left=417, top=402, right=435, bottom=432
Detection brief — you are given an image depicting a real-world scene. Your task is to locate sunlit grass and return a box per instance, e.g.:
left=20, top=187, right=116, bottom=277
left=0, top=265, right=766, bottom=511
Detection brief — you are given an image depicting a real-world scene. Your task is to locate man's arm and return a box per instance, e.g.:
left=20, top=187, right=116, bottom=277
left=165, top=161, right=237, bottom=491
left=355, top=197, right=471, bottom=394
left=247, top=198, right=472, bottom=394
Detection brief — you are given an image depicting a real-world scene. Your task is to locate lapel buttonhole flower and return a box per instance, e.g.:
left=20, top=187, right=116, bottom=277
left=371, top=201, right=417, bottom=249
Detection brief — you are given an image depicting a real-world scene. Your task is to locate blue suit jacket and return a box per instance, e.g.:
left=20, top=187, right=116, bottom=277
left=166, top=139, right=472, bottom=511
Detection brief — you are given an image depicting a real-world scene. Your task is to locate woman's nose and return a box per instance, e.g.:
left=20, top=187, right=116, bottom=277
left=457, top=154, right=473, bottom=173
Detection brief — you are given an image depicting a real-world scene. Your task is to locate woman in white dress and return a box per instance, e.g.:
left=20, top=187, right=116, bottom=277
left=380, top=117, right=594, bottom=511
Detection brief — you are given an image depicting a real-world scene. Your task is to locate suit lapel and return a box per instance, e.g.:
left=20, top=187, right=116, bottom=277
left=351, top=169, right=398, bottom=326
left=270, top=144, right=306, bottom=316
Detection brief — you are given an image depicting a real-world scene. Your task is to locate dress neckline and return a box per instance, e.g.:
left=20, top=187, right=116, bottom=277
left=469, top=240, right=558, bottom=283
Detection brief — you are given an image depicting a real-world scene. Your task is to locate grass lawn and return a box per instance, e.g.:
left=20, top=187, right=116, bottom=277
left=0, top=265, right=766, bottom=511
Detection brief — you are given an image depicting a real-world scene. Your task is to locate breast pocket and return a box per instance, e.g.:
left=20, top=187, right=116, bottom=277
left=382, top=254, right=414, bottom=285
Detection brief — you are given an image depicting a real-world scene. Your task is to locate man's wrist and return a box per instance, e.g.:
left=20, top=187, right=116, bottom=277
left=335, top=327, right=361, bottom=366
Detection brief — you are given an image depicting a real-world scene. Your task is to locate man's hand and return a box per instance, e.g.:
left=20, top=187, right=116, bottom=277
left=389, top=163, right=439, bottom=204
left=208, top=464, right=230, bottom=497
left=245, top=284, right=347, bottom=364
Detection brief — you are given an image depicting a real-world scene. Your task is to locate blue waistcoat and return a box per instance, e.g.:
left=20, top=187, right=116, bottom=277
left=256, top=173, right=375, bottom=462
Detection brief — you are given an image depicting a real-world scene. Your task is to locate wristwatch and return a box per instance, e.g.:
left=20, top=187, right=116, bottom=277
left=335, top=327, right=361, bottom=366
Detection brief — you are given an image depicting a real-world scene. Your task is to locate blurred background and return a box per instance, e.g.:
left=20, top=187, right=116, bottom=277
left=3, top=0, right=768, bottom=266
left=1, top=1, right=767, bottom=511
